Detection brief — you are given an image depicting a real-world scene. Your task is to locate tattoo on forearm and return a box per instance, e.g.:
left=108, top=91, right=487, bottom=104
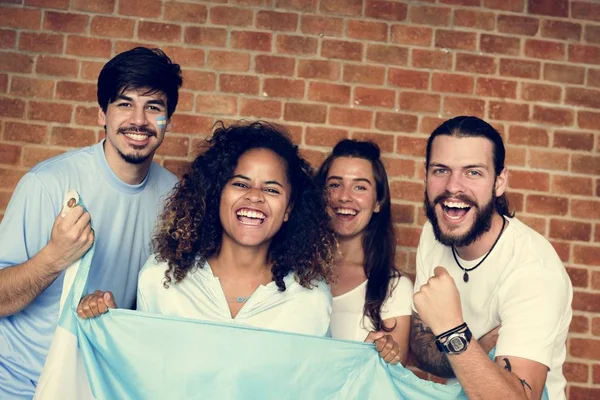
left=409, top=312, right=455, bottom=378
left=503, top=358, right=512, bottom=372
left=520, top=379, right=532, bottom=392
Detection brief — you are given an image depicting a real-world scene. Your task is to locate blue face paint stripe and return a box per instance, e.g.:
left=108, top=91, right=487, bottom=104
left=157, top=116, right=167, bottom=126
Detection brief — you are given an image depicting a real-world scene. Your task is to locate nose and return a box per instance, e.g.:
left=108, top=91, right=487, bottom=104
left=445, top=171, right=465, bottom=194
left=338, top=185, right=352, bottom=202
left=129, top=106, right=148, bottom=126
left=245, top=187, right=264, bottom=203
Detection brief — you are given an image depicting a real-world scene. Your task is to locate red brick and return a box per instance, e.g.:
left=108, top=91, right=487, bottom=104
left=409, top=5, right=451, bottom=26
left=528, top=0, right=568, bottom=17
left=596, top=224, right=600, bottom=243
left=435, top=30, right=476, bottom=50
left=567, top=267, right=589, bottom=288
left=521, top=83, right=561, bottom=103
left=552, top=175, right=593, bottom=196
left=275, top=0, right=317, bottom=12
left=566, top=88, right=600, bottom=110
left=476, top=78, right=516, bottom=99
left=66, top=36, right=111, bottom=58
left=399, top=92, right=440, bottom=113
left=388, top=68, right=428, bottom=90
left=589, top=69, right=600, bottom=88
left=595, top=364, right=600, bottom=383
left=160, top=47, right=205, bottom=69
left=391, top=25, right=432, bottom=47
left=550, top=240, right=569, bottom=262
left=170, top=114, right=213, bottom=135
left=210, top=6, right=253, bottom=26
left=284, top=103, right=326, bottom=123
left=391, top=203, right=415, bottom=224
left=43, top=11, right=88, bottom=33
left=594, top=272, right=600, bottom=290
left=554, top=130, right=594, bottom=151
left=330, top=107, right=373, bottom=129
left=255, top=11, right=297, bottom=32
left=533, top=106, right=574, bottom=126
left=456, top=53, right=497, bottom=74
left=584, top=25, right=600, bottom=45
left=524, top=39, right=565, bottom=61
left=440, top=0, right=480, bottom=5
left=155, top=135, right=190, bottom=158
left=164, top=2, right=207, bottom=23
left=25, top=0, right=68, bottom=8
left=541, top=20, right=581, bottom=42
left=195, top=94, right=237, bottom=115
left=570, top=315, right=589, bottom=333
left=305, top=127, right=348, bottom=147
left=219, top=74, right=258, bottom=95
left=180, top=70, right=216, bottom=91
left=71, top=0, right=115, bottom=13
left=0, top=97, right=25, bottom=118
left=354, top=132, right=395, bottom=154
left=550, top=220, right=591, bottom=241
left=320, top=0, right=362, bottom=16
left=390, top=180, right=424, bottom=202
left=574, top=245, right=600, bottom=266
left=239, top=99, right=282, bottom=119
left=28, top=101, right=72, bottom=123
left=572, top=155, right=600, bottom=176
left=254, top=55, right=294, bottom=77
left=375, top=112, right=418, bottom=133
left=231, top=31, right=271, bottom=52
left=579, top=111, right=600, bottom=129
left=499, top=59, right=540, bottom=79
left=10, top=76, right=53, bottom=98
left=570, top=44, right=600, bottom=65
left=572, top=1, right=600, bottom=22
left=0, top=6, right=41, bottom=29
left=571, top=337, right=600, bottom=360
left=483, top=0, right=524, bottom=11
left=0, top=73, right=7, bottom=92
left=91, top=16, right=135, bottom=38
left=396, top=135, right=427, bottom=156
left=277, top=35, right=318, bottom=55
left=395, top=226, right=422, bottom=247
left=56, top=81, right=96, bottom=102
left=352, top=87, right=395, bottom=109
left=23, top=148, right=65, bottom=168
left=74, top=106, right=99, bottom=126
left=300, top=15, right=343, bottom=37
left=50, top=127, right=96, bottom=147
left=4, top=122, right=48, bottom=144
left=263, top=78, right=304, bottom=99
left=298, top=59, right=340, bottom=80
left=570, top=386, right=600, bottom=400
left=530, top=149, right=568, bottom=170
left=505, top=146, right=526, bottom=166
left=346, top=20, right=387, bottom=42
left=367, top=44, right=407, bottom=66
left=412, top=49, right=452, bottom=70
left=19, top=32, right=63, bottom=54
left=118, top=0, right=161, bottom=18
left=0, top=52, right=33, bottom=73
left=572, top=200, right=600, bottom=220
left=0, top=143, right=20, bottom=164
left=308, top=82, right=350, bottom=105
left=507, top=125, right=548, bottom=146
left=174, top=91, right=193, bottom=112
left=366, top=0, right=407, bottom=21
left=322, top=39, right=362, bottom=61
left=0, top=167, right=26, bottom=189
left=509, top=170, right=549, bottom=191
left=443, top=97, right=485, bottom=118
left=543, top=63, right=585, bottom=84
left=162, top=159, right=190, bottom=179
left=138, top=21, right=181, bottom=43
left=432, top=73, right=473, bottom=94
left=453, top=9, right=494, bottom=31
left=489, top=102, right=529, bottom=122
left=342, top=64, right=384, bottom=85
left=497, top=15, right=539, bottom=36
left=185, top=27, right=227, bottom=47
left=480, top=34, right=520, bottom=55
left=0, top=29, right=16, bottom=49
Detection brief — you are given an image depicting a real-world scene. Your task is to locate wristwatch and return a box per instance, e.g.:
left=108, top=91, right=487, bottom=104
left=435, top=326, right=472, bottom=355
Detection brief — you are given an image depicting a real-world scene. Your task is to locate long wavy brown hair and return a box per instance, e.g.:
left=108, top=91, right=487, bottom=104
left=152, top=121, right=336, bottom=291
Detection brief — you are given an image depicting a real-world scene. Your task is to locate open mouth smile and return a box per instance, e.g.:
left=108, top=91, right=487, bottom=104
left=441, top=200, right=472, bottom=221
left=236, top=208, right=267, bottom=226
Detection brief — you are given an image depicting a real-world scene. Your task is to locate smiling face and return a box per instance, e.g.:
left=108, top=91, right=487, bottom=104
left=219, top=148, right=292, bottom=251
left=99, top=88, right=170, bottom=168
left=424, top=135, right=507, bottom=247
left=325, top=157, right=380, bottom=241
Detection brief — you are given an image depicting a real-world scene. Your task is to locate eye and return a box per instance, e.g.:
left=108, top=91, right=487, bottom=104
left=116, top=102, right=131, bottom=108
left=232, top=182, right=249, bottom=189
left=431, top=168, right=448, bottom=175
left=147, top=105, right=163, bottom=112
left=355, top=185, right=367, bottom=191
left=327, top=182, right=340, bottom=189
left=264, top=188, right=280, bottom=195
left=466, top=170, right=482, bottom=177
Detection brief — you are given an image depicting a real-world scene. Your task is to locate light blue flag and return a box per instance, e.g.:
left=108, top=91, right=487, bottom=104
left=37, top=194, right=549, bottom=400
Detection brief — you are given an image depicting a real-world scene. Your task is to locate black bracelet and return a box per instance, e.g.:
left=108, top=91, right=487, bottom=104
left=435, top=322, right=468, bottom=341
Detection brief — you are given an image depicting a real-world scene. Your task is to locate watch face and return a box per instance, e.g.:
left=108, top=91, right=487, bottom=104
left=448, top=335, right=466, bottom=352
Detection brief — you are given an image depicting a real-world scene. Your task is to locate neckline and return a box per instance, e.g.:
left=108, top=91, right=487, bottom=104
left=332, top=279, right=368, bottom=300
left=94, top=139, right=151, bottom=194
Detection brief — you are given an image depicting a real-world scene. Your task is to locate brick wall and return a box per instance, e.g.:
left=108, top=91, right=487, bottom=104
left=0, top=0, right=599, bottom=397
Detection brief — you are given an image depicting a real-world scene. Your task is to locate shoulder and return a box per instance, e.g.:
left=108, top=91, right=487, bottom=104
left=29, top=145, right=95, bottom=178
left=289, top=278, right=332, bottom=306
left=391, top=274, right=414, bottom=294
left=138, top=254, right=169, bottom=291
left=149, top=163, right=178, bottom=188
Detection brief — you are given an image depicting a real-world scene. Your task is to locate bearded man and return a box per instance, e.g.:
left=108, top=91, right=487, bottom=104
left=410, top=116, right=572, bottom=400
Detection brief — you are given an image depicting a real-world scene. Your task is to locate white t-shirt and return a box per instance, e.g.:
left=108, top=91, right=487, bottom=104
left=331, top=276, right=413, bottom=341
left=414, top=217, right=572, bottom=400
left=137, top=255, right=332, bottom=337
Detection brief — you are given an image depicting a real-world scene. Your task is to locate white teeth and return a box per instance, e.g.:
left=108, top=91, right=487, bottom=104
left=236, top=209, right=266, bottom=219
left=125, top=133, right=148, bottom=141
left=443, top=201, right=470, bottom=209
left=335, top=208, right=357, bottom=216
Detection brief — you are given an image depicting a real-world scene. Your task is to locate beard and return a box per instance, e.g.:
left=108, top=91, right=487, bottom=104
left=424, top=189, right=496, bottom=248
left=116, top=125, right=157, bottom=164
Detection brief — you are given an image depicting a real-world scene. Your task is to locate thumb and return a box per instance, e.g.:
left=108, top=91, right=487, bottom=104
left=364, top=331, right=385, bottom=343
left=433, top=266, right=448, bottom=277
left=103, top=292, right=117, bottom=309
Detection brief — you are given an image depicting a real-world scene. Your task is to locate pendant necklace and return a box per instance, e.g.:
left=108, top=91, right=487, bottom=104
left=452, top=217, right=507, bottom=283
left=225, top=295, right=251, bottom=303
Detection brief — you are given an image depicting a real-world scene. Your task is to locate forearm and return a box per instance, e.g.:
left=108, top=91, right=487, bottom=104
left=409, top=312, right=455, bottom=378
left=449, top=341, right=532, bottom=400
left=0, top=247, right=62, bottom=317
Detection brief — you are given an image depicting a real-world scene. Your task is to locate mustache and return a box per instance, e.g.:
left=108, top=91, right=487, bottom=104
left=117, top=125, right=157, bottom=137
left=431, top=191, right=477, bottom=207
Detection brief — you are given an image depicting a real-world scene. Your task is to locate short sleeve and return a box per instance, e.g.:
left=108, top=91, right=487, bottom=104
left=381, top=276, right=414, bottom=320
left=284, top=280, right=332, bottom=337
left=0, top=173, right=57, bottom=270
left=495, top=266, right=571, bottom=368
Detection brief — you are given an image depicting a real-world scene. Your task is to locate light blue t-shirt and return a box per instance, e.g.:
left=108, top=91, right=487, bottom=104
left=0, top=140, right=177, bottom=398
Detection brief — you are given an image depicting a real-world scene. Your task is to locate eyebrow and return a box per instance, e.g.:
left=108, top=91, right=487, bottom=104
left=428, top=162, right=489, bottom=170
left=327, top=176, right=373, bottom=185
left=115, top=94, right=166, bottom=107
left=232, top=174, right=284, bottom=188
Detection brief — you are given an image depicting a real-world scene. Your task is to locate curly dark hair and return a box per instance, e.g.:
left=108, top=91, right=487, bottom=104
left=315, top=139, right=399, bottom=332
left=153, top=121, right=336, bottom=291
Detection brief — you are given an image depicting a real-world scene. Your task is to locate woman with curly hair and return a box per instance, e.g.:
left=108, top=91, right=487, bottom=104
left=78, top=121, right=336, bottom=336
left=315, top=140, right=413, bottom=364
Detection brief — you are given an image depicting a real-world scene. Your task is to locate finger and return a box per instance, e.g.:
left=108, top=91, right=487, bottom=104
left=364, top=331, right=385, bottom=344
left=104, top=292, right=117, bottom=309
left=433, top=266, right=448, bottom=277
left=375, top=336, right=390, bottom=353
left=73, top=211, right=92, bottom=233
left=384, top=349, right=397, bottom=363
left=60, top=205, right=85, bottom=226
left=390, top=354, right=401, bottom=365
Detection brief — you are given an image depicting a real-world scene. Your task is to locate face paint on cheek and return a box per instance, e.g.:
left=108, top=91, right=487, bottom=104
left=156, top=116, right=167, bottom=128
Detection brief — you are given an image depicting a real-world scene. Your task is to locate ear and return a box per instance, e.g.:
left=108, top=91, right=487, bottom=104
left=283, top=203, right=293, bottom=222
left=97, top=107, right=106, bottom=127
left=374, top=202, right=381, bottom=213
left=164, top=117, right=172, bottom=133
left=494, top=167, right=508, bottom=197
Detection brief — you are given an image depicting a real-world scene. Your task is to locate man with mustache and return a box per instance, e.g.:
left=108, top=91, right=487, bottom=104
left=0, top=47, right=181, bottom=398
left=410, top=116, right=572, bottom=400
